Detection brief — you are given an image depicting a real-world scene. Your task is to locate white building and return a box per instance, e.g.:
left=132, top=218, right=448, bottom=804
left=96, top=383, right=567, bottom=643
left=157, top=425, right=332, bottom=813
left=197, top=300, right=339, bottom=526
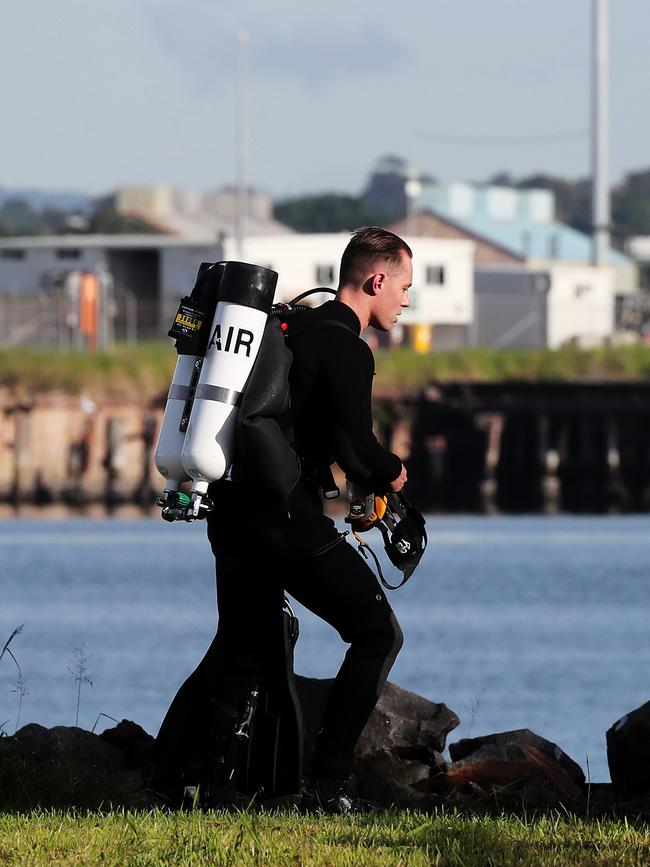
left=224, top=233, right=475, bottom=346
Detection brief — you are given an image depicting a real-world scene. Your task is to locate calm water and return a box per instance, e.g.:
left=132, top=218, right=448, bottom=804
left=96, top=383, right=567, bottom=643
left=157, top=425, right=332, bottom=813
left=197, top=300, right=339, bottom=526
left=1, top=516, right=648, bottom=782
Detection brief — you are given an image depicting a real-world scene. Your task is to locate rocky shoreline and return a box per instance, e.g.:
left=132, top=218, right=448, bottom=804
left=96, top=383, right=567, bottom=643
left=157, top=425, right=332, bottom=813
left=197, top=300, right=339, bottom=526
left=1, top=679, right=648, bottom=818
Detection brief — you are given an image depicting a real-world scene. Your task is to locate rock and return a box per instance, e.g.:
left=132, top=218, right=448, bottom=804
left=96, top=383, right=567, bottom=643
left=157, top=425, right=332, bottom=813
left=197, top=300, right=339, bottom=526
left=0, top=723, right=156, bottom=811
left=356, top=681, right=460, bottom=759
left=295, top=675, right=459, bottom=808
left=607, top=700, right=650, bottom=794
left=446, top=730, right=585, bottom=800
left=99, top=719, right=155, bottom=772
left=295, top=675, right=459, bottom=766
left=353, top=750, right=436, bottom=808
left=450, top=730, right=585, bottom=788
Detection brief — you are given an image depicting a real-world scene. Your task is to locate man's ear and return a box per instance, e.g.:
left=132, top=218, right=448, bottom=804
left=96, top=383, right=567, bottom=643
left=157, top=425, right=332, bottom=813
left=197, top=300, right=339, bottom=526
left=369, top=271, right=386, bottom=295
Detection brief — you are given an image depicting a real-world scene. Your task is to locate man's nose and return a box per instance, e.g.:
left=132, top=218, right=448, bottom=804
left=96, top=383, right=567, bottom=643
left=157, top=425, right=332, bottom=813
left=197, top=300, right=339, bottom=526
left=402, top=291, right=411, bottom=308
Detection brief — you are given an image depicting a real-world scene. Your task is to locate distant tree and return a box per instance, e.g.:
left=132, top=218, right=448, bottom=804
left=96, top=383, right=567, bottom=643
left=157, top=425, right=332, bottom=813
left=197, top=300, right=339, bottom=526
left=0, top=215, right=12, bottom=236
left=87, top=208, right=164, bottom=234
left=612, top=169, right=650, bottom=244
left=274, top=194, right=395, bottom=233
left=40, top=207, right=74, bottom=234
left=488, top=171, right=516, bottom=187
left=0, top=198, right=47, bottom=235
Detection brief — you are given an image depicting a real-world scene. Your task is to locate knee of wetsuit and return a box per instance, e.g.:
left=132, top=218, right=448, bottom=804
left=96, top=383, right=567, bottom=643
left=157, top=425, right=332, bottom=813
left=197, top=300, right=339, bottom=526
left=388, top=613, right=404, bottom=661
left=349, top=609, right=403, bottom=662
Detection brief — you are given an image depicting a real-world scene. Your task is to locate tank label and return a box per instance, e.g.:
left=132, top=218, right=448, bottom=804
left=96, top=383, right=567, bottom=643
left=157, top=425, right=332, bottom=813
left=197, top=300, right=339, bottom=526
left=169, top=300, right=205, bottom=336
left=176, top=311, right=202, bottom=331
left=210, top=324, right=255, bottom=357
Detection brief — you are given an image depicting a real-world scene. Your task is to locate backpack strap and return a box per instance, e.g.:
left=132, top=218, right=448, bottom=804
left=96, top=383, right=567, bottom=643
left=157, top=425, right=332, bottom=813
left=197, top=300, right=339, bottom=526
left=286, top=316, right=357, bottom=339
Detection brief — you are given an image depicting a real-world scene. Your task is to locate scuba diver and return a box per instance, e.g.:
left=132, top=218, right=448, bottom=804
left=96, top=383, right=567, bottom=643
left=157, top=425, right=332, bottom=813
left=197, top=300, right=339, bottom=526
left=153, top=227, right=413, bottom=813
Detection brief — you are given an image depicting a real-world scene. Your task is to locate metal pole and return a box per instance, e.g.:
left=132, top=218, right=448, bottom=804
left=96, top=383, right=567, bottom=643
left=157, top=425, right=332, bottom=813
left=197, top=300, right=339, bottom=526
left=592, top=0, right=610, bottom=265
left=404, top=170, right=422, bottom=238
left=236, top=29, right=249, bottom=261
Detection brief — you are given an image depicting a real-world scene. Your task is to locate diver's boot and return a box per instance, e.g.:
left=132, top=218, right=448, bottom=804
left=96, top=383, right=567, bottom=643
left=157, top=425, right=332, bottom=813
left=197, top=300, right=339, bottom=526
left=199, top=690, right=259, bottom=810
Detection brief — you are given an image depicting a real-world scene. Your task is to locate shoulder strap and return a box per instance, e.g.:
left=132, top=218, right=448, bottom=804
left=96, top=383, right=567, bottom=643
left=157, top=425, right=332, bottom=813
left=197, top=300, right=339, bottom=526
left=288, top=317, right=356, bottom=339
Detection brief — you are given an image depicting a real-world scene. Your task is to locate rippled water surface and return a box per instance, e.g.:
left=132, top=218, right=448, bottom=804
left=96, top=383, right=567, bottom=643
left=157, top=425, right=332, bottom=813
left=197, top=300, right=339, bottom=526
left=2, top=515, right=648, bottom=782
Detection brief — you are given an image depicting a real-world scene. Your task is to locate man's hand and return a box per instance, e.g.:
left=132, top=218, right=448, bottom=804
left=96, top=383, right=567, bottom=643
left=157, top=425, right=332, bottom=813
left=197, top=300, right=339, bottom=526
left=389, top=464, right=407, bottom=492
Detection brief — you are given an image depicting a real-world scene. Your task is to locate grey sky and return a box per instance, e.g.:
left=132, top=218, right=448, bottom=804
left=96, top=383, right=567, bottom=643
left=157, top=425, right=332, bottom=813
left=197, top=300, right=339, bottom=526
left=1, top=0, right=648, bottom=198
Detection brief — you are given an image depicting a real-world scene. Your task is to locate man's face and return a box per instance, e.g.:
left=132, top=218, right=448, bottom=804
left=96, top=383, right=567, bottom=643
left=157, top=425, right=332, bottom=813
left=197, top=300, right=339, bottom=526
left=369, top=252, right=412, bottom=332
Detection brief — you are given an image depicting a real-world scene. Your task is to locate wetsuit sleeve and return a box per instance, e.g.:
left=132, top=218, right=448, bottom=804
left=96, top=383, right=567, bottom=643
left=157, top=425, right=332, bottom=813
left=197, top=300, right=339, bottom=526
left=319, top=332, right=403, bottom=490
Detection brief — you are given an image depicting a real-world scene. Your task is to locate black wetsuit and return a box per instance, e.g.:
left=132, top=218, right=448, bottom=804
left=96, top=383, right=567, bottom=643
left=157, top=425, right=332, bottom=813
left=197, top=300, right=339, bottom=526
left=155, top=299, right=404, bottom=785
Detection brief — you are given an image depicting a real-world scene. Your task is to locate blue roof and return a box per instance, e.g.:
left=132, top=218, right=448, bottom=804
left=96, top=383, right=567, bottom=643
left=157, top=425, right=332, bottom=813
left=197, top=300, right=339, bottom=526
left=416, top=188, right=631, bottom=267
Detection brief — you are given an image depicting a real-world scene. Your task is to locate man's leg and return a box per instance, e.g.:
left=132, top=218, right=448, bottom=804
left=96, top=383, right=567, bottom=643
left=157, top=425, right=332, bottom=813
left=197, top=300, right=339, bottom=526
left=153, top=500, right=286, bottom=794
left=284, top=534, right=403, bottom=781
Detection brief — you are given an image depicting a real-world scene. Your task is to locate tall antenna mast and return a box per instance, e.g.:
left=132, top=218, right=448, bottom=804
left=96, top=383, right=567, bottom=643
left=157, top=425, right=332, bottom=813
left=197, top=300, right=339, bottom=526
left=235, top=29, right=249, bottom=260
left=592, top=0, right=609, bottom=265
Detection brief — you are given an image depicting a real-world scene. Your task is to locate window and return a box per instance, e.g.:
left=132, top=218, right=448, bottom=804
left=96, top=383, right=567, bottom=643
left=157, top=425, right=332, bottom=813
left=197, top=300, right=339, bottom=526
left=425, top=265, right=445, bottom=285
left=1, top=249, right=25, bottom=260
left=315, top=264, right=335, bottom=285
left=56, top=248, right=81, bottom=260
left=574, top=284, right=590, bottom=299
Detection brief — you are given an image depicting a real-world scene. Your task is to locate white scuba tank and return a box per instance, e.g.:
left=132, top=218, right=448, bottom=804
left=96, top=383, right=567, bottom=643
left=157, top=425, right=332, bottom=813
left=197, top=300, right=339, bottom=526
left=180, top=261, right=278, bottom=515
left=154, top=353, right=201, bottom=493
left=153, top=262, right=225, bottom=518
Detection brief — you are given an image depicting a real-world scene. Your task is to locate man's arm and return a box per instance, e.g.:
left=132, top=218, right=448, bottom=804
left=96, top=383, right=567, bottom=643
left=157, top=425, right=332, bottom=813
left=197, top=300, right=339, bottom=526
left=319, top=332, right=404, bottom=490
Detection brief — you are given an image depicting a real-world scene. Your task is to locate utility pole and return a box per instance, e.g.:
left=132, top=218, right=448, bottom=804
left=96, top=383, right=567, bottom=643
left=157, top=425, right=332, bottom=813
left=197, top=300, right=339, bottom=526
left=404, top=169, right=423, bottom=237
left=235, top=29, right=249, bottom=261
left=592, top=0, right=610, bottom=266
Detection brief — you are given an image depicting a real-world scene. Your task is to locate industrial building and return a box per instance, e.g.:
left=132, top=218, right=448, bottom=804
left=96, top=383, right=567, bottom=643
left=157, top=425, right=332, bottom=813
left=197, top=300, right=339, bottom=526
left=0, top=234, right=225, bottom=343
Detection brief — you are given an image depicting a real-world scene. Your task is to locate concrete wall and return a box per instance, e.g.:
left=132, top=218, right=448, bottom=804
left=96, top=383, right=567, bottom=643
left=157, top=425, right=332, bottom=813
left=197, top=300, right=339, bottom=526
left=400, top=237, right=474, bottom=330
left=546, top=264, right=615, bottom=348
left=0, top=390, right=162, bottom=504
left=474, top=264, right=615, bottom=349
left=474, top=268, right=549, bottom=348
left=0, top=246, right=106, bottom=293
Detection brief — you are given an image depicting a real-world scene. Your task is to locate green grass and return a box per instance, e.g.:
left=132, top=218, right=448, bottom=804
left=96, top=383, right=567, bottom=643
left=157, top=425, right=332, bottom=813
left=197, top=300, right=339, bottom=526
left=0, top=809, right=649, bottom=866
left=1, top=343, right=650, bottom=402
left=373, top=345, right=650, bottom=392
left=0, top=343, right=175, bottom=401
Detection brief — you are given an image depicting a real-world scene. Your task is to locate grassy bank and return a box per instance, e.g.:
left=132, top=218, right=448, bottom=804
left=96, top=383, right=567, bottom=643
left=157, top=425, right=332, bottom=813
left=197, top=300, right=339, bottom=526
left=0, top=809, right=649, bottom=866
left=0, top=343, right=175, bottom=401
left=1, top=343, right=650, bottom=402
left=373, top=344, right=650, bottom=392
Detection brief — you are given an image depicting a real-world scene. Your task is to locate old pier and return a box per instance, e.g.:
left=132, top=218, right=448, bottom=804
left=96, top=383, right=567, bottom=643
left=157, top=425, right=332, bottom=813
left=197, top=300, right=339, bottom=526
left=389, top=381, right=650, bottom=514
left=1, top=382, right=649, bottom=513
